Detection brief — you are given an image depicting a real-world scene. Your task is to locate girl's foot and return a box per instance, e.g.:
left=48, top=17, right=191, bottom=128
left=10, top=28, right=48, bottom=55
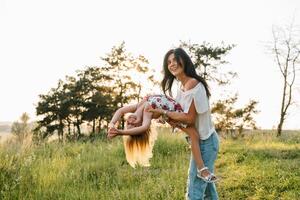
left=197, top=167, right=218, bottom=183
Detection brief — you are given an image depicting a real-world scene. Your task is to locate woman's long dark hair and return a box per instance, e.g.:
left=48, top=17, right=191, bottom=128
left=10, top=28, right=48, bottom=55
left=161, top=48, right=211, bottom=98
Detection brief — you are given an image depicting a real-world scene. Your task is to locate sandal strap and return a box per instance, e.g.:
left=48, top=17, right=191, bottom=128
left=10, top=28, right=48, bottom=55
left=207, top=174, right=214, bottom=181
left=207, top=174, right=218, bottom=181
left=197, top=167, right=208, bottom=173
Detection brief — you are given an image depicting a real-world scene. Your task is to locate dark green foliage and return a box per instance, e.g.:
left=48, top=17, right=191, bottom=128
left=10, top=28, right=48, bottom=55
left=34, top=42, right=156, bottom=142
left=211, top=94, right=260, bottom=136
left=179, top=40, right=259, bottom=137
left=180, top=40, right=236, bottom=85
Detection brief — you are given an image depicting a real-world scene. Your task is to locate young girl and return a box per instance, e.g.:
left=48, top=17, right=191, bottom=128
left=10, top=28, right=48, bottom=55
left=108, top=94, right=218, bottom=183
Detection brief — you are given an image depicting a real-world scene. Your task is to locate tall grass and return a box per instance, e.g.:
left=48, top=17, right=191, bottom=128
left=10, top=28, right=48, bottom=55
left=0, top=129, right=299, bottom=199
left=217, top=130, right=300, bottom=200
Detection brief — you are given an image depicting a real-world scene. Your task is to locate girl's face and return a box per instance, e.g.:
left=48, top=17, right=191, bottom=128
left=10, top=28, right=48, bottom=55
left=126, top=114, right=142, bottom=129
left=167, top=53, right=184, bottom=77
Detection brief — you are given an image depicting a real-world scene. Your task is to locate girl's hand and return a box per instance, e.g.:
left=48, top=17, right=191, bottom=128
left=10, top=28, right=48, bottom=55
left=108, top=127, right=119, bottom=134
left=107, top=127, right=120, bottom=139
left=107, top=132, right=118, bottom=139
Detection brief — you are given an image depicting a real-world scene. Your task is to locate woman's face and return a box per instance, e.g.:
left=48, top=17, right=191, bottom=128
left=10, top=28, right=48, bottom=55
left=167, top=53, right=184, bottom=77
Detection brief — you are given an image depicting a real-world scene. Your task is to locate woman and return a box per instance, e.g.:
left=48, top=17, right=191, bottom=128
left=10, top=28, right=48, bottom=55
left=151, top=48, right=220, bottom=200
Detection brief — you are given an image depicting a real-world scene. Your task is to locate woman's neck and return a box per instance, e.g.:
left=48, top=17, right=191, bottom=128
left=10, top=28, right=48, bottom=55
left=176, top=74, right=190, bottom=87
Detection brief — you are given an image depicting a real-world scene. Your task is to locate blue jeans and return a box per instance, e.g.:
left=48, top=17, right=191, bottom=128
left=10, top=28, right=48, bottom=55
left=186, top=131, right=220, bottom=200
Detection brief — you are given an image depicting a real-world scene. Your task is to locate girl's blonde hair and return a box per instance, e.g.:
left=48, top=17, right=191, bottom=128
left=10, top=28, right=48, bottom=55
left=123, top=125, right=157, bottom=168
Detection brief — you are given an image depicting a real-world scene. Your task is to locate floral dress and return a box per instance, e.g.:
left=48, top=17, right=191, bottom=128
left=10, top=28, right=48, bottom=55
left=145, top=94, right=183, bottom=112
left=144, top=94, right=187, bottom=128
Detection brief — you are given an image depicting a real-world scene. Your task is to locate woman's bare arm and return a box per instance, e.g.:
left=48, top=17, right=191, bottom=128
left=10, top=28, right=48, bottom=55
left=167, top=79, right=199, bottom=124
left=148, top=79, right=199, bottom=125
left=147, top=100, right=197, bottom=125
left=166, top=100, right=197, bottom=124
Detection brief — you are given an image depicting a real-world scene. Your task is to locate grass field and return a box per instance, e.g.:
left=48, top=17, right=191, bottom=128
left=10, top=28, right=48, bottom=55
left=0, top=129, right=299, bottom=200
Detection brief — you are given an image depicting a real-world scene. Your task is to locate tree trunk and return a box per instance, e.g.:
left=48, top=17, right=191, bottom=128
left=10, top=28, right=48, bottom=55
left=76, top=122, right=81, bottom=138
left=277, top=74, right=288, bottom=137
left=68, top=122, right=71, bottom=136
left=277, top=119, right=283, bottom=136
left=98, top=117, right=102, bottom=133
left=137, top=84, right=141, bottom=102
left=73, top=123, right=76, bottom=138
left=92, top=119, right=95, bottom=134
left=59, top=119, right=64, bottom=143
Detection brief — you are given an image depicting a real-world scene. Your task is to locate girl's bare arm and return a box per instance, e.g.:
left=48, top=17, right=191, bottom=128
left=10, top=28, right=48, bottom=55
left=117, top=110, right=153, bottom=135
left=109, top=100, right=146, bottom=126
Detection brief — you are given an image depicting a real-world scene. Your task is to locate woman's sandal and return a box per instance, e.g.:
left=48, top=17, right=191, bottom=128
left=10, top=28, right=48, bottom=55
left=197, top=167, right=219, bottom=183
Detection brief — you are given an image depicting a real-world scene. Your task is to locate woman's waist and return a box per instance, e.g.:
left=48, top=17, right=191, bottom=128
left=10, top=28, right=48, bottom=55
left=197, top=127, right=216, bottom=140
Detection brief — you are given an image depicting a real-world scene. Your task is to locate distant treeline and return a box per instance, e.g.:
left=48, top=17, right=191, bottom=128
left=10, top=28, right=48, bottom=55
left=0, top=124, right=11, bottom=133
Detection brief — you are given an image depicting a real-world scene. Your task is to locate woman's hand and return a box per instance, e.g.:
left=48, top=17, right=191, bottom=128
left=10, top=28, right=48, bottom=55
left=146, top=107, right=164, bottom=114
left=167, top=119, right=177, bottom=128
left=167, top=119, right=191, bottom=132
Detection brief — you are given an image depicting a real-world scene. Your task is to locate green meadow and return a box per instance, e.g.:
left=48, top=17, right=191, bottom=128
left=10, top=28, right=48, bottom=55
left=0, top=129, right=299, bottom=200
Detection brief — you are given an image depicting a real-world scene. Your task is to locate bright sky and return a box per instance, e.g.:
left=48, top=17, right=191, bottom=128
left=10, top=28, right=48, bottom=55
left=1, top=0, right=300, bottom=129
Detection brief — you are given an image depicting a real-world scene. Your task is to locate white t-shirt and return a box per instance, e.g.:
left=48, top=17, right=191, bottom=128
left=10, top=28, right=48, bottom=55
left=175, top=82, right=215, bottom=140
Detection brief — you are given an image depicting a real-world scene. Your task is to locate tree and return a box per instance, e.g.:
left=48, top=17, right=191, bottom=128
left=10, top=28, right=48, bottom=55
left=180, top=40, right=259, bottom=135
left=34, top=74, right=99, bottom=141
left=77, top=66, right=115, bottom=133
left=180, top=40, right=237, bottom=85
left=101, top=42, right=155, bottom=128
left=34, top=43, right=156, bottom=140
left=269, top=22, right=300, bottom=136
left=211, top=95, right=259, bottom=137
left=63, top=75, right=90, bottom=139
left=35, top=80, right=69, bottom=142
left=132, top=55, right=159, bottom=102
left=11, top=112, right=31, bottom=143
